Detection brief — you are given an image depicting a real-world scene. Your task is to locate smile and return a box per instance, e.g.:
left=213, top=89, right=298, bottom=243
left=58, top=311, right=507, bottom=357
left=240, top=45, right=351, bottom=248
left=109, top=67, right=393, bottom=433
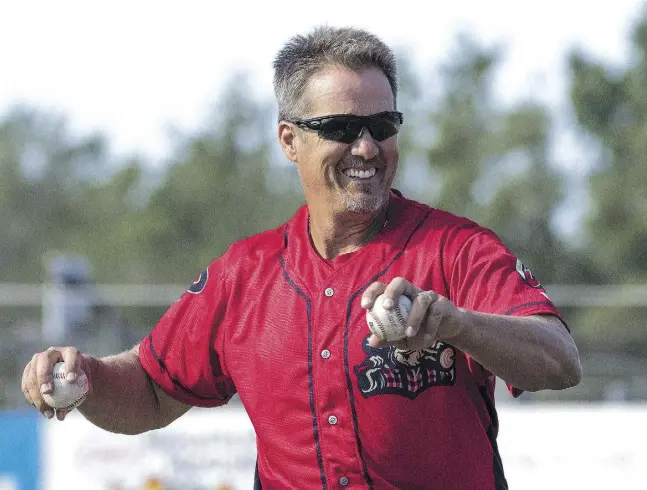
left=343, top=168, right=377, bottom=179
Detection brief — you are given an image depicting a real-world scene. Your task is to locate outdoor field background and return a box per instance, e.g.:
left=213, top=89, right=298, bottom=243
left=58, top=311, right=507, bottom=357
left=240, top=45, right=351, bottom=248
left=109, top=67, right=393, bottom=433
left=1, top=1, right=647, bottom=488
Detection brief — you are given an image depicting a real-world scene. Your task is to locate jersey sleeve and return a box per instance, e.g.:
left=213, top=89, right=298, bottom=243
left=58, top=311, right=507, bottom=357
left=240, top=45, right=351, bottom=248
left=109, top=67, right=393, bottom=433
left=448, top=228, right=562, bottom=320
left=138, top=258, right=237, bottom=407
left=446, top=227, right=566, bottom=397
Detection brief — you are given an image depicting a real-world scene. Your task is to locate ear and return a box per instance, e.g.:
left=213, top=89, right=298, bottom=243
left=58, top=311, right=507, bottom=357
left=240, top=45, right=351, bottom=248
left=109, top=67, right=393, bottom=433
left=278, top=121, right=298, bottom=162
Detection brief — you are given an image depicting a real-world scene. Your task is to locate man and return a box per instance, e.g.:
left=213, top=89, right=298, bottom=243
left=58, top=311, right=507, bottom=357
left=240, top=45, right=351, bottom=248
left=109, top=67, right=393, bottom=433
left=22, top=26, right=581, bottom=489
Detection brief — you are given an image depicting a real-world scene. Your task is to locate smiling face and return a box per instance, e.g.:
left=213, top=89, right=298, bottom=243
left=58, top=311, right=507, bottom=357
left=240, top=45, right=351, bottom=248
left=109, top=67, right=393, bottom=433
left=279, top=65, right=400, bottom=216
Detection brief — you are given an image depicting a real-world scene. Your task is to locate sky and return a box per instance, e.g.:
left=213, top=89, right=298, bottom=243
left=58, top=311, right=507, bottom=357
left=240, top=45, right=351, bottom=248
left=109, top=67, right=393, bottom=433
left=0, top=0, right=643, bottom=164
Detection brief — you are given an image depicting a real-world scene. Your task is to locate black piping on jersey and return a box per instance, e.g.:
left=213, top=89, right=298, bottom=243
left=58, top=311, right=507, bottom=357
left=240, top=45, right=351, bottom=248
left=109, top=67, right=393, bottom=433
left=146, top=333, right=230, bottom=402
left=343, top=209, right=432, bottom=490
left=504, top=301, right=556, bottom=316
left=478, top=385, right=509, bottom=490
left=505, top=302, right=571, bottom=332
left=279, top=256, right=328, bottom=490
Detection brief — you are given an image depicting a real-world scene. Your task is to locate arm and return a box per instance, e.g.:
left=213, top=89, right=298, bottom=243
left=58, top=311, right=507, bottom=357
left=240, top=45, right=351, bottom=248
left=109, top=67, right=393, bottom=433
left=362, top=278, right=582, bottom=393
left=443, top=310, right=581, bottom=392
left=24, top=261, right=234, bottom=429
left=22, top=345, right=191, bottom=435
left=79, top=345, right=191, bottom=434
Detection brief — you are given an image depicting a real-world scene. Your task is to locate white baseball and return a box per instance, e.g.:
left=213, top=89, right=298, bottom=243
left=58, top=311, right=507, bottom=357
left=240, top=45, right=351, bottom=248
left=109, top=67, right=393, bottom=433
left=42, top=362, right=89, bottom=411
left=366, top=294, right=412, bottom=341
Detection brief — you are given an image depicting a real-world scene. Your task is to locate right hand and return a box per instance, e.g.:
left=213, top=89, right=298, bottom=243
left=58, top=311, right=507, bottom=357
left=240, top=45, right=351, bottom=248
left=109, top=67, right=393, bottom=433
left=21, top=346, right=90, bottom=421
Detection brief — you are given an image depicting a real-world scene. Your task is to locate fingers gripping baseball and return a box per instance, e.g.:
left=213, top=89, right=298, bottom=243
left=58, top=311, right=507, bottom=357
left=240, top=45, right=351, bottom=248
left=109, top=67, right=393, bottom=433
left=362, top=277, right=460, bottom=349
left=361, top=277, right=418, bottom=310
left=405, top=291, right=439, bottom=338
left=360, top=281, right=389, bottom=309
left=21, top=358, right=37, bottom=407
left=363, top=278, right=433, bottom=347
left=397, top=297, right=443, bottom=350
left=21, top=346, right=87, bottom=420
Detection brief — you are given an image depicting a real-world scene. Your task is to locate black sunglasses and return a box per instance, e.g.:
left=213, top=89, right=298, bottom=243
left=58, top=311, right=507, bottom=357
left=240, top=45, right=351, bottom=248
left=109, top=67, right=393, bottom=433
left=286, top=111, right=404, bottom=143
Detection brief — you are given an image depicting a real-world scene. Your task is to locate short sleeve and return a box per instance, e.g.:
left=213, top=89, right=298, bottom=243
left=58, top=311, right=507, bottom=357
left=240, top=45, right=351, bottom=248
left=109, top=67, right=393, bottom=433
left=448, top=229, right=563, bottom=320
left=447, top=228, right=566, bottom=397
left=138, top=258, right=237, bottom=407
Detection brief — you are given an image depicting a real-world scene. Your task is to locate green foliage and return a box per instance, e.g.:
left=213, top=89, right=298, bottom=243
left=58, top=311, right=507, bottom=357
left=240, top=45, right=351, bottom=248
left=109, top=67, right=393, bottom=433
left=137, top=75, right=303, bottom=282
left=569, top=9, right=647, bottom=282
left=561, top=9, right=647, bottom=363
left=0, top=76, right=303, bottom=288
left=410, top=37, right=573, bottom=283
left=0, top=108, right=111, bottom=281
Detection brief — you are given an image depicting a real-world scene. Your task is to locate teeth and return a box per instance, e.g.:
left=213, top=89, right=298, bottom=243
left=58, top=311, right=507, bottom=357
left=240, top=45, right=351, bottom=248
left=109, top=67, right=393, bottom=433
left=344, top=168, right=377, bottom=179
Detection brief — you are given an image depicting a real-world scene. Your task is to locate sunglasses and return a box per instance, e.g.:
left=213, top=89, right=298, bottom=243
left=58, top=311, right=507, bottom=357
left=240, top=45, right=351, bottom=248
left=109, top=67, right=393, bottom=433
left=286, top=111, right=404, bottom=143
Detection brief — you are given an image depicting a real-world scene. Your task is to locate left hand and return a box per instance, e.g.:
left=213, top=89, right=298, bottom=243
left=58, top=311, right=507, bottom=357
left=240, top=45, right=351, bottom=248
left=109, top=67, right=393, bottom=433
left=361, top=277, right=462, bottom=350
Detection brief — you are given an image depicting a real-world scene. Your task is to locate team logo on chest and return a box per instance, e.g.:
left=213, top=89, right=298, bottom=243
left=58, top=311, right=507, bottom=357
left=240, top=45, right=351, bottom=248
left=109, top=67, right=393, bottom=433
left=354, top=336, right=456, bottom=400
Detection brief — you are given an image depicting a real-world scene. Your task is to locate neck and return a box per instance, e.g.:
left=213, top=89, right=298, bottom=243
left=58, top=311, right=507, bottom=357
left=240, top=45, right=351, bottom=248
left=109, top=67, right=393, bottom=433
left=308, top=205, right=389, bottom=259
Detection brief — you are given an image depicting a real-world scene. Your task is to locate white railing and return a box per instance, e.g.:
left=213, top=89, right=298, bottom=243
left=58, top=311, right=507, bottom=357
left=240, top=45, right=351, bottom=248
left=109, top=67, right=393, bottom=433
left=1, top=283, right=647, bottom=307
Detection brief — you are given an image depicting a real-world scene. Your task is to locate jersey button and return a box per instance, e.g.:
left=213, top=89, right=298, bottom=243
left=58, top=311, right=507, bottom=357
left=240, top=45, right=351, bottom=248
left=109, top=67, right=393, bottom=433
left=339, top=476, right=349, bottom=487
left=321, top=349, right=331, bottom=359
left=324, top=287, right=334, bottom=297
left=328, top=415, right=338, bottom=425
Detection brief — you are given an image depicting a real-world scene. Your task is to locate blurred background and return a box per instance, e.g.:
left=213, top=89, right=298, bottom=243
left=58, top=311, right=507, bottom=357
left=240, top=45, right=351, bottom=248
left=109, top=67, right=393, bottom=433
left=1, top=0, right=646, bottom=488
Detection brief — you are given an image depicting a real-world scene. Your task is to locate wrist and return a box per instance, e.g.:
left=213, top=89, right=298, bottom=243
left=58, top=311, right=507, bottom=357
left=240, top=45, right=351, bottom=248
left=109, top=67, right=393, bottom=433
left=439, top=307, right=470, bottom=343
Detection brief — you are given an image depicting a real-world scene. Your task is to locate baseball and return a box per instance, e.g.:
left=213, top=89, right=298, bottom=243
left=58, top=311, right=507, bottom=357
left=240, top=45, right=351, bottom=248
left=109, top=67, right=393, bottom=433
left=366, top=294, right=412, bottom=341
left=42, top=362, right=89, bottom=411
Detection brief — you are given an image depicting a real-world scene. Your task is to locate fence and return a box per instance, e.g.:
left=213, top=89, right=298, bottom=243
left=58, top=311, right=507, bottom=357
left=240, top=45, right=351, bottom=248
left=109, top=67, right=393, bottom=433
left=3, top=283, right=647, bottom=307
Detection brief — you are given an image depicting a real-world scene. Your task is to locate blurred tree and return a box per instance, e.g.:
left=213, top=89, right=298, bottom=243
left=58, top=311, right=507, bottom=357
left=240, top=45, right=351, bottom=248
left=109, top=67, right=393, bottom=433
left=569, top=12, right=647, bottom=282
left=0, top=74, right=305, bottom=345
left=134, top=73, right=303, bottom=284
left=0, top=108, right=111, bottom=282
left=566, top=9, right=647, bottom=355
left=0, top=75, right=303, bottom=287
left=418, top=36, right=576, bottom=284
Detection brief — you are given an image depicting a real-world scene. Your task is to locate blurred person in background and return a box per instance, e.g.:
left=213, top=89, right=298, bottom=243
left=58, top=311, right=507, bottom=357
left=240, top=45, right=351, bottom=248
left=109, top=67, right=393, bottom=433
left=21, top=26, right=581, bottom=490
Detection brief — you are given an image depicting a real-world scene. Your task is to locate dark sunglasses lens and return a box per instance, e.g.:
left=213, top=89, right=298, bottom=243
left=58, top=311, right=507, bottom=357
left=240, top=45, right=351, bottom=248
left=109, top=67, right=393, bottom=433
left=318, top=119, right=362, bottom=143
left=368, top=118, right=400, bottom=141
left=316, top=113, right=402, bottom=143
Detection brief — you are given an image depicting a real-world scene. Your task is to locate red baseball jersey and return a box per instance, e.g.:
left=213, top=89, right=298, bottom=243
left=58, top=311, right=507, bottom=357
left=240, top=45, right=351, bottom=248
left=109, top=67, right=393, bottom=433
left=139, top=190, right=564, bottom=490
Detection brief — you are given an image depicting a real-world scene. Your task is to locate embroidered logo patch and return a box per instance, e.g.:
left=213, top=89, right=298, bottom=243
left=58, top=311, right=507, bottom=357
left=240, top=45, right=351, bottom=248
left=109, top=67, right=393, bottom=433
left=187, top=269, right=208, bottom=294
left=354, top=336, right=456, bottom=399
left=515, top=258, right=542, bottom=288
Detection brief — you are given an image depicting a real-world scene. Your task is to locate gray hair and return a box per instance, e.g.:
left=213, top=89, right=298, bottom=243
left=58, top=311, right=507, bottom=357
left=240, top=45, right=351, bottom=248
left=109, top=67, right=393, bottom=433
left=273, top=26, right=398, bottom=121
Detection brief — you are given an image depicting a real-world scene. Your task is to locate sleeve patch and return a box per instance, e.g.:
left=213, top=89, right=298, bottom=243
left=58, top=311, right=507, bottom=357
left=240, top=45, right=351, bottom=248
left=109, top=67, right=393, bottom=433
left=515, top=259, right=541, bottom=288
left=187, top=269, right=208, bottom=294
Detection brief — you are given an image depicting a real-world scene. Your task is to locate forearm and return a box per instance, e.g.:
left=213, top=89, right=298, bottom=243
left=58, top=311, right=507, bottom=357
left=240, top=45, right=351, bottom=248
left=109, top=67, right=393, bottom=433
left=445, top=311, right=582, bottom=392
left=77, top=346, right=162, bottom=435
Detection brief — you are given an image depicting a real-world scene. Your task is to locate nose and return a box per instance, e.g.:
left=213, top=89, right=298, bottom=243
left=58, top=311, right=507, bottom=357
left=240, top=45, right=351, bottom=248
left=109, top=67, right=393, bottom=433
left=350, top=127, right=379, bottom=161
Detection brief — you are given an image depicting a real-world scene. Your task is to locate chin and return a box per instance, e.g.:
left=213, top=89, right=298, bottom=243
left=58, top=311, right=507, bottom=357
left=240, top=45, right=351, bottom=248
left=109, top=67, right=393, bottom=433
left=342, top=191, right=388, bottom=213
